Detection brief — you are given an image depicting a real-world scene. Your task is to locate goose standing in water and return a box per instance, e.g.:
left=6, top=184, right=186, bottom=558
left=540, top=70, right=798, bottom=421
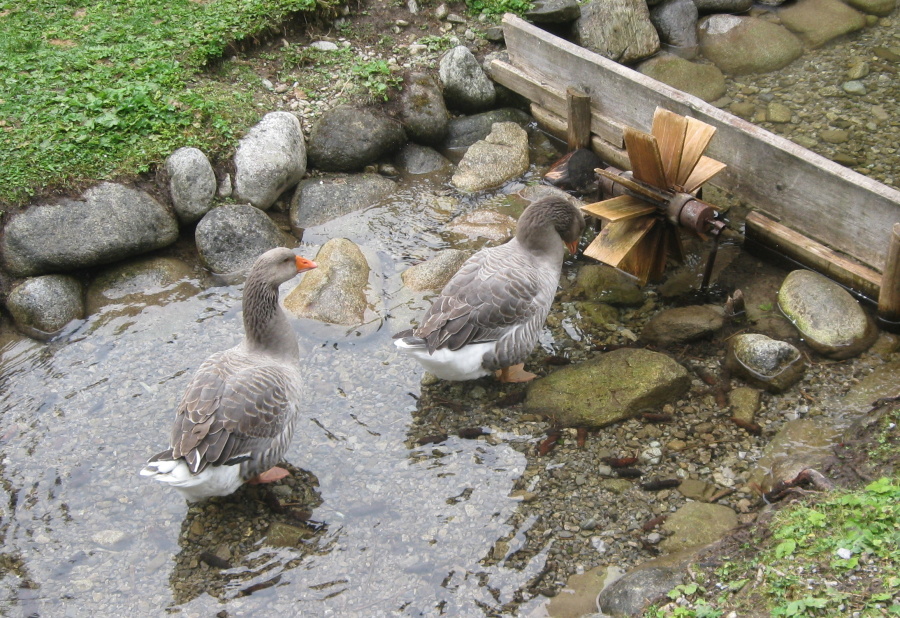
left=141, top=247, right=317, bottom=501
left=395, top=195, right=584, bottom=382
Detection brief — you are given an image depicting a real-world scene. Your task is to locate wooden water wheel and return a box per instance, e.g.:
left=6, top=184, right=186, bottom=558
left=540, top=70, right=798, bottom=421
left=581, top=108, right=728, bottom=285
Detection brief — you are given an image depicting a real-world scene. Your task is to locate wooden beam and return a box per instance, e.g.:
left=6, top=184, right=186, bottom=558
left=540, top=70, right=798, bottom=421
left=529, top=103, right=630, bottom=170
left=566, top=87, right=592, bottom=151
left=878, top=223, right=900, bottom=322
left=745, top=211, right=882, bottom=299
left=488, top=59, right=625, bottom=147
left=496, top=14, right=900, bottom=274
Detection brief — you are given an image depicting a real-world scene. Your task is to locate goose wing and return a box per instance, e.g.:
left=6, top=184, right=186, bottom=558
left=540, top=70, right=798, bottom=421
left=416, top=244, right=542, bottom=353
left=168, top=350, right=297, bottom=474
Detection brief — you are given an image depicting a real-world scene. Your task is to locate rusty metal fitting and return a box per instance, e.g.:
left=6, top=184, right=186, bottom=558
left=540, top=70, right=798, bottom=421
left=670, top=194, right=717, bottom=235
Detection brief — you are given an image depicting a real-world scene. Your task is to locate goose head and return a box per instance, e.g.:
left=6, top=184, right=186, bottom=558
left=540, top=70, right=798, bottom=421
left=516, top=196, right=586, bottom=256
left=250, top=247, right=318, bottom=287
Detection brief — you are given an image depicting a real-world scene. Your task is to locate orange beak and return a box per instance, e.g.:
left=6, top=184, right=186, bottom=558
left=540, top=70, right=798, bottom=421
left=565, top=239, right=579, bottom=255
left=295, top=256, right=318, bottom=272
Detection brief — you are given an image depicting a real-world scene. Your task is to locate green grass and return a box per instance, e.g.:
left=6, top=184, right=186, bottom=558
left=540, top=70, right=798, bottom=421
left=465, top=0, right=533, bottom=17
left=650, top=476, right=900, bottom=617
left=0, top=0, right=330, bottom=205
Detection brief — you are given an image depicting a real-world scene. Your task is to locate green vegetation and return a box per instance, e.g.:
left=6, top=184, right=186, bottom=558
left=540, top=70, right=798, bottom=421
left=651, top=475, right=900, bottom=617
left=0, top=0, right=331, bottom=205
left=465, top=0, right=533, bottom=17
left=650, top=406, right=899, bottom=618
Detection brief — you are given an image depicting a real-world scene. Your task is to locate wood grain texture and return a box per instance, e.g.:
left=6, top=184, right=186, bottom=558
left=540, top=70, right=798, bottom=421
left=529, top=104, right=630, bottom=169
left=878, top=223, right=900, bottom=320
left=583, top=216, right=656, bottom=266
left=499, top=14, right=900, bottom=273
left=582, top=195, right=657, bottom=221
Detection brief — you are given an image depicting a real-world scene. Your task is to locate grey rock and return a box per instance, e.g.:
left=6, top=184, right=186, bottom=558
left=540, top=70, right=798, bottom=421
left=725, top=333, right=806, bottom=393
left=439, top=46, right=496, bottom=113
left=7, top=274, right=84, bottom=338
left=574, top=0, right=660, bottom=64
left=767, top=102, right=793, bottom=122
left=698, top=15, right=803, bottom=75
left=290, top=174, right=397, bottom=230
left=650, top=0, right=699, bottom=56
left=445, top=209, right=517, bottom=247
left=692, top=0, right=752, bottom=11
left=777, top=269, right=876, bottom=359
left=451, top=122, right=529, bottom=192
left=525, top=0, right=581, bottom=24
left=597, top=565, right=684, bottom=616
left=394, top=143, right=452, bottom=175
left=308, top=106, right=406, bottom=172
left=401, top=249, right=471, bottom=292
left=233, top=111, right=307, bottom=210
left=729, top=386, right=761, bottom=423
left=442, top=108, right=533, bottom=156
left=166, top=147, right=216, bottom=223
left=310, top=40, right=338, bottom=51
left=524, top=348, right=691, bottom=428
left=841, top=360, right=900, bottom=415
left=777, top=0, right=867, bottom=48
left=636, top=54, right=726, bottom=102
left=1, top=182, right=178, bottom=277
left=748, top=418, right=841, bottom=493
left=195, top=204, right=292, bottom=275
left=659, top=502, right=737, bottom=553
left=639, top=305, right=725, bottom=347
left=397, top=72, right=450, bottom=146
left=571, top=264, right=644, bottom=306
left=842, top=80, right=867, bottom=95
left=283, top=238, right=373, bottom=326
left=844, top=0, right=897, bottom=16
left=85, top=256, right=203, bottom=315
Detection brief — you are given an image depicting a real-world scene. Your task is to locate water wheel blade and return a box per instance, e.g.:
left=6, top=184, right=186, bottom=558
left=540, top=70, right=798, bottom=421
left=624, top=127, right=668, bottom=189
left=675, top=118, right=717, bottom=187
left=620, top=222, right=665, bottom=285
left=583, top=215, right=657, bottom=267
left=652, top=108, right=688, bottom=188
left=683, top=156, right=727, bottom=193
left=582, top=195, right=657, bottom=222
left=666, top=224, right=685, bottom=264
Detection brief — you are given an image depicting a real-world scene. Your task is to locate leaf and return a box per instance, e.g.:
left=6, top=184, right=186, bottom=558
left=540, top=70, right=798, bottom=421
left=775, top=539, right=797, bottom=559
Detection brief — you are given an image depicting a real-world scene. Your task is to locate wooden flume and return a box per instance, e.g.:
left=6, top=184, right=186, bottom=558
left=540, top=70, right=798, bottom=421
left=581, top=108, right=728, bottom=286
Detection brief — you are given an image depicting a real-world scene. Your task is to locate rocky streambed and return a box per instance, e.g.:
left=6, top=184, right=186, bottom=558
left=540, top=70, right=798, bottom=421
left=1, top=1, right=899, bottom=617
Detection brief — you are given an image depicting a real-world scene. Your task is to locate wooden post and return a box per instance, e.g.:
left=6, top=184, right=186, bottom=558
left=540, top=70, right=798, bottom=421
left=877, top=223, right=900, bottom=326
left=566, top=87, right=591, bottom=151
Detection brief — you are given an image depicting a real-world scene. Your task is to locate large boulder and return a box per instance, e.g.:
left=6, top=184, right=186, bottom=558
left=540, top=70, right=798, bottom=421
left=439, top=46, right=496, bottom=113
left=639, top=305, right=725, bottom=347
left=6, top=274, right=84, bottom=338
left=777, top=269, right=876, bottom=359
left=233, top=111, right=307, bottom=210
left=451, top=122, right=529, bottom=192
left=401, top=249, right=471, bottom=292
left=283, top=238, right=375, bottom=327
left=524, top=348, right=691, bottom=428
left=442, top=108, right=533, bottom=158
left=195, top=204, right=292, bottom=275
left=650, top=0, right=699, bottom=57
left=307, top=106, right=406, bottom=172
left=574, top=0, right=660, bottom=63
left=777, top=0, right=867, bottom=48
left=637, top=54, right=726, bottom=102
left=698, top=15, right=803, bottom=75
left=1, top=182, right=178, bottom=277
left=724, top=333, right=806, bottom=393
left=290, top=174, right=397, bottom=231
left=396, top=72, right=450, bottom=146
left=166, top=147, right=216, bottom=223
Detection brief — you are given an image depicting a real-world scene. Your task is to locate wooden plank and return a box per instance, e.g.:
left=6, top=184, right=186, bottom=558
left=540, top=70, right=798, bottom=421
left=877, top=223, right=900, bottom=322
left=583, top=216, right=656, bottom=266
left=488, top=59, right=625, bottom=147
left=623, top=127, right=668, bottom=189
left=652, top=108, right=687, bottom=188
left=567, top=87, right=592, bottom=151
left=529, top=103, right=630, bottom=170
left=683, top=156, right=727, bottom=193
left=498, top=14, right=900, bottom=274
left=676, top=117, right=716, bottom=187
left=745, top=211, right=882, bottom=299
left=582, top=195, right=657, bottom=221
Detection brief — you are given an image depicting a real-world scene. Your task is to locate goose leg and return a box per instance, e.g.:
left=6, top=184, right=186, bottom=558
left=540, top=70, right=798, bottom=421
left=496, top=364, right=537, bottom=383
left=248, top=466, right=290, bottom=484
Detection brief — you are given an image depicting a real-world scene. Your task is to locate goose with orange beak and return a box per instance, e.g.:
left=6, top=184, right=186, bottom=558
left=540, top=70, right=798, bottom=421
left=394, top=195, right=584, bottom=382
left=141, top=248, right=317, bottom=501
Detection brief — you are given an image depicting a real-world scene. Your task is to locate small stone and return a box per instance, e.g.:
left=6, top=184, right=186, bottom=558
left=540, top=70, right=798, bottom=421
left=841, top=80, right=866, bottom=95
